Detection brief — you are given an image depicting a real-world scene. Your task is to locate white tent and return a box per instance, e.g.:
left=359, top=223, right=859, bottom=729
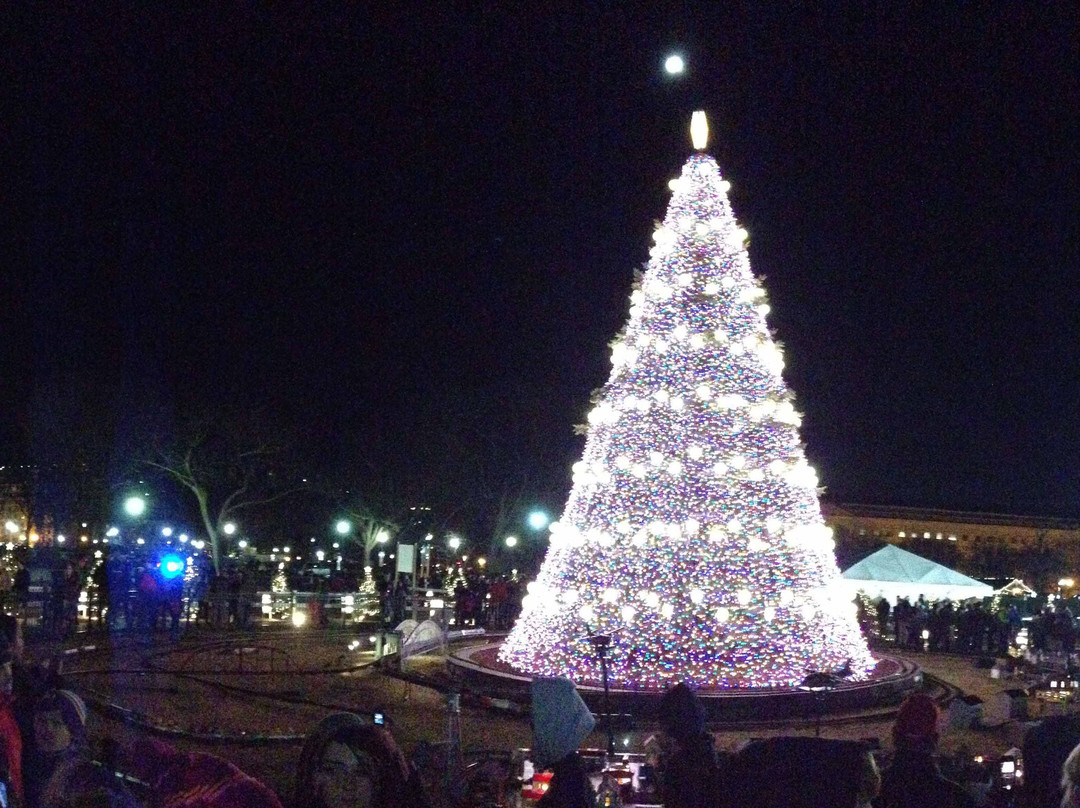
left=840, top=544, right=994, bottom=603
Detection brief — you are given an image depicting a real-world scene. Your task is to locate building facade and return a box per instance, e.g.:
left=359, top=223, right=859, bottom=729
left=823, top=503, right=1080, bottom=581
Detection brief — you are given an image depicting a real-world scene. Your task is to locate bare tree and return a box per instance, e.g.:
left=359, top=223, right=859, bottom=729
left=143, top=413, right=305, bottom=573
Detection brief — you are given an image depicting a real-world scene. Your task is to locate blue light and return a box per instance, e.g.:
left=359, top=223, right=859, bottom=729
left=160, top=554, right=185, bottom=579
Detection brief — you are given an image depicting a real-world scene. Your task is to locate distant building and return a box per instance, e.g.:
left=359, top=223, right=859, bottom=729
left=822, top=502, right=1080, bottom=575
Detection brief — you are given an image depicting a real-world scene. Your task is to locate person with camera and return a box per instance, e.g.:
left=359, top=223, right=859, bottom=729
left=294, top=712, right=430, bottom=808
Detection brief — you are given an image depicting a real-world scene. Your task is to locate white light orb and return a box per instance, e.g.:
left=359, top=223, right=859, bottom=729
left=661, top=603, right=675, bottom=619
left=222, top=522, right=237, bottom=536
left=123, top=496, right=146, bottom=518
left=689, top=588, right=705, bottom=605
left=736, top=588, right=752, bottom=606
left=763, top=607, right=777, bottom=621
left=579, top=604, right=596, bottom=622
left=715, top=607, right=730, bottom=623
left=621, top=605, right=637, bottom=624
left=291, top=611, right=307, bottom=628
left=161, top=526, right=173, bottom=537
left=642, top=591, right=661, bottom=609
left=505, top=535, right=518, bottom=548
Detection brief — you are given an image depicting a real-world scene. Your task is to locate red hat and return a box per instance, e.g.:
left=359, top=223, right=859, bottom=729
left=893, top=693, right=940, bottom=744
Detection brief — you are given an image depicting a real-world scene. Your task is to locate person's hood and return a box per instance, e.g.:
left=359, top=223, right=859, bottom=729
left=658, top=683, right=706, bottom=742
left=531, top=677, right=595, bottom=768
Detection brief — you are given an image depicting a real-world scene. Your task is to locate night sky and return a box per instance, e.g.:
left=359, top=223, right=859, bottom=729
left=6, top=5, right=1080, bottom=522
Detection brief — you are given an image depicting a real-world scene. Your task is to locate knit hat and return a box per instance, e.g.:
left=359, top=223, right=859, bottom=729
left=35, top=689, right=88, bottom=749
left=892, top=693, right=939, bottom=746
left=531, top=677, right=596, bottom=768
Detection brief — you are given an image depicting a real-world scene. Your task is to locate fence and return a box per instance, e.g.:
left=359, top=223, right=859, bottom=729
left=14, top=585, right=458, bottom=634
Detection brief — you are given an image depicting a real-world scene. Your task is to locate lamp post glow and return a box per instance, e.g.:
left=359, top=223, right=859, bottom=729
left=4, top=521, right=19, bottom=535
left=376, top=530, right=390, bottom=544
left=527, top=511, right=549, bottom=531
left=161, top=526, right=173, bottom=537
left=505, top=535, right=519, bottom=548
left=335, top=520, right=352, bottom=535
left=105, top=526, right=119, bottom=537
left=238, top=540, right=248, bottom=550
left=222, top=522, right=237, bottom=536
left=448, top=536, right=462, bottom=552
left=123, top=496, right=146, bottom=518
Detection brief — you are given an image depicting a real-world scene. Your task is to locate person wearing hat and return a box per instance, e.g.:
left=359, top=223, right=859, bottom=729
left=530, top=677, right=596, bottom=808
left=878, top=692, right=974, bottom=808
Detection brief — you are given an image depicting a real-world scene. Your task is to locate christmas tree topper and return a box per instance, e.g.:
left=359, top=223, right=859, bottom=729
left=690, top=110, right=709, bottom=150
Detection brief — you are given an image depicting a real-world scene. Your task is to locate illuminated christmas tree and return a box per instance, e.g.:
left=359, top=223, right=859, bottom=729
left=499, top=113, right=873, bottom=689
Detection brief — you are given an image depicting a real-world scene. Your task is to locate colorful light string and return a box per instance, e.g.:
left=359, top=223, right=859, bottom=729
left=499, top=133, right=873, bottom=689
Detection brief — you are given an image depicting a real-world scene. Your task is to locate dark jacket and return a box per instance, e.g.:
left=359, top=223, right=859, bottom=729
left=736, top=736, right=875, bottom=808
left=660, top=732, right=718, bottom=808
left=538, top=752, right=594, bottom=808
left=878, top=750, right=974, bottom=808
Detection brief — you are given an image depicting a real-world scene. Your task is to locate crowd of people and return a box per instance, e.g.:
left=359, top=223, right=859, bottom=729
left=16, top=552, right=1080, bottom=806
left=865, top=595, right=1026, bottom=655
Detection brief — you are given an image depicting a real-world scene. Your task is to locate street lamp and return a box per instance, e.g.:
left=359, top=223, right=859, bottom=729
left=105, top=526, right=119, bottom=538
left=448, top=535, right=462, bottom=551
left=376, top=530, right=390, bottom=544
left=505, top=535, right=518, bottom=548
left=4, top=521, right=18, bottom=535
left=161, top=526, right=173, bottom=537
left=222, top=522, right=237, bottom=536
left=123, top=496, right=146, bottom=518
left=335, top=519, right=352, bottom=535
left=238, top=540, right=248, bottom=550
left=527, top=511, right=550, bottom=531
